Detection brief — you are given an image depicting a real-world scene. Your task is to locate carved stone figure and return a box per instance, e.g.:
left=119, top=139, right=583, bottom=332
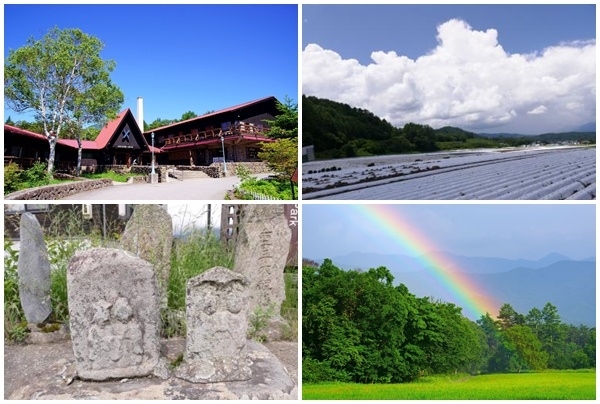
left=175, top=266, right=251, bottom=383
left=67, top=248, right=160, bottom=380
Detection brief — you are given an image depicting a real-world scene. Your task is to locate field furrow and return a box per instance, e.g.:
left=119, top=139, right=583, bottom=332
left=305, top=147, right=595, bottom=200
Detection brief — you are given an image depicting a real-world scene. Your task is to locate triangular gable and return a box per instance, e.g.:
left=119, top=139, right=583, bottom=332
left=97, top=109, right=149, bottom=151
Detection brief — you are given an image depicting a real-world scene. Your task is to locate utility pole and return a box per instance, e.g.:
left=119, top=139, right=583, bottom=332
left=207, top=204, right=212, bottom=230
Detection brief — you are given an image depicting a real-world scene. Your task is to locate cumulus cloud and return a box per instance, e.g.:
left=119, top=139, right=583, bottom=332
left=303, top=19, right=596, bottom=134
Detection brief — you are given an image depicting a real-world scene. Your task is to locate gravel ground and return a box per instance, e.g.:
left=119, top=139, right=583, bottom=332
left=4, top=338, right=298, bottom=399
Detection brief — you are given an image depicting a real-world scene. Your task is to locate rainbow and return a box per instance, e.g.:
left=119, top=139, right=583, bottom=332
left=353, top=204, right=499, bottom=319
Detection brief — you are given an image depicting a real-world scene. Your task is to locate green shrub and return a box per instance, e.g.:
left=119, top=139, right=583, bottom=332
left=235, top=164, right=252, bottom=182
left=4, top=238, right=27, bottom=342
left=248, top=303, right=276, bottom=342
left=280, top=272, right=298, bottom=340
left=22, top=161, right=51, bottom=187
left=303, top=357, right=350, bottom=383
left=4, top=163, right=22, bottom=195
left=4, top=162, right=52, bottom=195
left=169, top=229, right=233, bottom=309
left=236, top=177, right=298, bottom=200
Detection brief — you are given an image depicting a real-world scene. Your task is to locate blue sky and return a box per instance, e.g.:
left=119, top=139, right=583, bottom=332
left=302, top=204, right=596, bottom=261
left=303, top=4, right=596, bottom=134
left=4, top=4, right=298, bottom=125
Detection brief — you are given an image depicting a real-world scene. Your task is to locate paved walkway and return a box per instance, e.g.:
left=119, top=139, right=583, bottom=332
left=61, top=175, right=256, bottom=200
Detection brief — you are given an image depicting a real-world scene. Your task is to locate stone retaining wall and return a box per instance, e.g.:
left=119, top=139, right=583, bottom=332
left=5, top=179, right=113, bottom=200
left=70, top=162, right=270, bottom=180
left=174, top=162, right=269, bottom=178
left=210, top=162, right=271, bottom=177
left=53, top=173, right=86, bottom=181
left=129, top=176, right=148, bottom=184
left=175, top=165, right=220, bottom=178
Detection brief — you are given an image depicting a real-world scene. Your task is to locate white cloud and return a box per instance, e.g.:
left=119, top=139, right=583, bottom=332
left=527, top=105, right=547, bottom=115
left=303, top=19, right=596, bottom=134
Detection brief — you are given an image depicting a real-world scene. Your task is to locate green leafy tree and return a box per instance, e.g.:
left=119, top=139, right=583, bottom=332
left=5, top=27, right=123, bottom=173
left=258, top=96, right=298, bottom=181
left=477, top=312, right=501, bottom=371
left=12, top=120, right=45, bottom=134
left=264, top=96, right=298, bottom=139
left=180, top=110, right=197, bottom=121
left=66, top=71, right=123, bottom=175
left=258, top=138, right=298, bottom=179
left=146, top=117, right=176, bottom=131
left=303, top=260, right=417, bottom=383
left=407, top=298, right=485, bottom=375
left=5, top=116, right=15, bottom=125
left=402, top=122, right=438, bottom=152
left=583, top=328, right=595, bottom=367
left=526, top=307, right=544, bottom=338
left=497, top=303, right=525, bottom=330
left=504, top=325, right=547, bottom=371
left=540, top=302, right=563, bottom=364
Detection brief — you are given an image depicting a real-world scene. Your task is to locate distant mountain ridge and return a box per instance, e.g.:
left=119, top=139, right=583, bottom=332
left=310, top=252, right=595, bottom=326
left=303, top=95, right=595, bottom=160
left=394, top=260, right=595, bottom=327
left=477, top=131, right=596, bottom=141
left=321, top=251, right=587, bottom=275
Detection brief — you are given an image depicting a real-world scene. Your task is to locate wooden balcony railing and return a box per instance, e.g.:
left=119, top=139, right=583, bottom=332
left=5, top=156, right=37, bottom=168
left=163, top=123, right=267, bottom=146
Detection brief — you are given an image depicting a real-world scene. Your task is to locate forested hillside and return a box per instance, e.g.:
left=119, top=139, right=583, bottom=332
left=302, top=95, right=595, bottom=159
left=302, top=260, right=596, bottom=384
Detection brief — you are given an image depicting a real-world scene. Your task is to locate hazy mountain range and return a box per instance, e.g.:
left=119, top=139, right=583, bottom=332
left=312, top=252, right=596, bottom=326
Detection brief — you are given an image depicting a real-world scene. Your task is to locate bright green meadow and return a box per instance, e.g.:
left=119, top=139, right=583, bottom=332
left=303, top=370, right=596, bottom=400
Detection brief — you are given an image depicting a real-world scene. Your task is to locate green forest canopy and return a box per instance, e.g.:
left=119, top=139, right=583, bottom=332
left=302, top=259, right=596, bottom=384
left=302, top=95, right=595, bottom=160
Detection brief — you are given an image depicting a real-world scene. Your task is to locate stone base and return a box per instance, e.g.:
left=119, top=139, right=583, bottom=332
left=148, top=173, right=159, bottom=184
left=174, top=354, right=252, bottom=383
left=9, top=340, right=297, bottom=400
left=26, top=323, right=69, bottom=344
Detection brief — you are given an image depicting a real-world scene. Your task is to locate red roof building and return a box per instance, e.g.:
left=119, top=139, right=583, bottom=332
left=145, top=96, right=279, bottom=166
left=4, top=96, right=282, bottom=170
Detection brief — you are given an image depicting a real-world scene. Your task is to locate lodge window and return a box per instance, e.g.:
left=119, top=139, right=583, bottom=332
left=246, top=147, right=259, bottom=159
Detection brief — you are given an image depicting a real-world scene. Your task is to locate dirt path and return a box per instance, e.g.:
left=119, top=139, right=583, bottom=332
left=4, top=338, right=298, bottom=399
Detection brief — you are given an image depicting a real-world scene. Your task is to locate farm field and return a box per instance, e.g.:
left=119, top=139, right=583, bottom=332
left=302, top=371, right=596, bottom=400
left=302, top=146, right=595, bottom=200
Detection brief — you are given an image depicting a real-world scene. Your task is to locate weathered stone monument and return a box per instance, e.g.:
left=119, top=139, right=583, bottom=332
left=233, top=204, right=291, bottom=315
left=17, top=212, right=52, bottom=324
left=232, top=205, right=291, bottom=340
left=120, top=204, right=172, bottom=305
left=175, top=266, right=251, bottom=383
left=67, top=248, right=161, bottom=380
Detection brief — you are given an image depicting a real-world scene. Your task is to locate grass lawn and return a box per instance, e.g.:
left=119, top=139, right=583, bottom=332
left=81, top=171, right=140, bottom=183
left=303, top=370, right=596, bottom=400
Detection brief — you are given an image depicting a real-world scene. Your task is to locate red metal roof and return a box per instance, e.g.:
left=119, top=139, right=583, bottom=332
left=58, top=139, right=99, bottom=149
left=5, top=124, right=98, bottom=149
left=94, top=108, right=132, bottom=149
left=4, top=124, right=49, bottom=142
left=6, top=123, right=127, bottom=151
left=144, top=96, right=278, bottom=133
left=144, top=145, right=162, bottom=154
